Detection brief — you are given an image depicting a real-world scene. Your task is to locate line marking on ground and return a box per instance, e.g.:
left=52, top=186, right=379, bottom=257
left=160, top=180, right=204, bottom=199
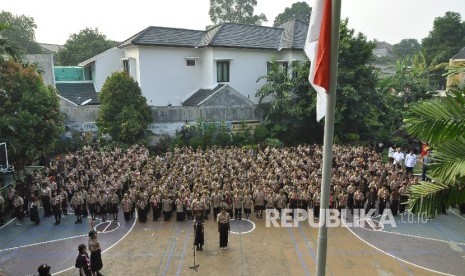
left=342, top=219, right=453, bottom=276
left=287, top=227, right=310, bottom=276
left=53, top=212, right=137, bottom=276
left=0, top=218, right=15, bottom=230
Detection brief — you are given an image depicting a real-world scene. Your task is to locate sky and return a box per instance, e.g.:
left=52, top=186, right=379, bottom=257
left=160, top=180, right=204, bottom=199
left=2, top=0, right=465, bottom=45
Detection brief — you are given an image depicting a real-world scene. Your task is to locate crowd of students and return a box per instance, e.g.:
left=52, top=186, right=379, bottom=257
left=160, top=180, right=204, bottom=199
left=2, top=143, right=444, bottom=230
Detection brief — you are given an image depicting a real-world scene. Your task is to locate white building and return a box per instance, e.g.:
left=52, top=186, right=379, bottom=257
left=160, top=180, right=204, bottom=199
left=78, top=19, right=309, bottom=107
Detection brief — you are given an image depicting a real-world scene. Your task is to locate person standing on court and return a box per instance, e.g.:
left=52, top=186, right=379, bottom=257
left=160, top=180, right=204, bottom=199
left=88, top=230, right=104, bottom=276
left=75, top=244, right=92, bottom=276
left=121, top=193, right=132, bottom=222
left=217, top=207, right=230, bottom=249
left=13, top=192, right=24, bottom=226
left=51, top=191, right=62, bottom=225
left=193, top=213, right=204, bottom=251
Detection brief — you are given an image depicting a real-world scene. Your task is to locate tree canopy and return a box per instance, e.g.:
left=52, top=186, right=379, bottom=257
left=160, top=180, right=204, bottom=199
left=421, top=12, right=465, bottom=67
left=273, top=1, right=311, bottom=26
left=0, top=11, right=42, bottom=55
left=209, top=0, right=267, bottom=25
left=0, top=59, right=64, bottom=168
left=256, top=19, right=381, bottom=144
left=96, top=72, right=152, bottom=146
left=57, top=27, right=117, bottom=66
left=392, top=38, right=420, bottom=60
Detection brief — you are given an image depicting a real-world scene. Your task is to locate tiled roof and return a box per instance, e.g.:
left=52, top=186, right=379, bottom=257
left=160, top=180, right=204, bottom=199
left=277, top=19, right=309, bottom=50
left=56, top=82, right=100, bottom=105
left=207, top=23, right=282, bottom=50
left=452, top=47, right=465, bottom=60
left=119, top=27, right=205, bottom=48
left=182, top=84, right=225, bottom=106
left=118, top=19, right=309, bottom=50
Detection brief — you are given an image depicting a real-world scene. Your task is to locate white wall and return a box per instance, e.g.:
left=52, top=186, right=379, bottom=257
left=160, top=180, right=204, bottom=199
left=123, top=46, right=140, bottom=83
left=210, top=48, right=281, bottom=103
left=92, top=44, right=306, bottom=106
left=138, top=46, right=202, bottom=106
left=93, top=48, right=124, bottom=91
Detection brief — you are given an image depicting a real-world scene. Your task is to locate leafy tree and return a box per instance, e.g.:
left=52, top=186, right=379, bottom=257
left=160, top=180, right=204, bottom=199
left=57, top=28, right=117, bottom=65
left=0, top=59, right=64, bottom=168
left=333, top=19, right=381, bottom=142
left=0, top=11, right=42, bottom=54
left=257, top=19, right=381, bottom=144
left=0, top=22, right=21, bottom=61
left=209, top=0, right=267, bottom=25
left=273, top=1, right=311, bottom=26
left=404, top=87, right=465, bottom=218
left=392, top=39, right=420, bottom=59
left=96, top=72, right=152, bottom=146
left=256, top=58, right=321, bottom=144
left=421, top=12, right=465, bottom=89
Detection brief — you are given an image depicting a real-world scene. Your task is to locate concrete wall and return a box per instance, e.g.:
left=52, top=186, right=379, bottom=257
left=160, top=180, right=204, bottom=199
left=61, top=104, right=258, bottom=135
left=93, top=47, right=124, bottom=91
left=25, top=54, right=55, bottom=87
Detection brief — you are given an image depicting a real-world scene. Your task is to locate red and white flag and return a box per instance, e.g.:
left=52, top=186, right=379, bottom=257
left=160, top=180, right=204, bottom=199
left=304, top=0, right=332, bottom=121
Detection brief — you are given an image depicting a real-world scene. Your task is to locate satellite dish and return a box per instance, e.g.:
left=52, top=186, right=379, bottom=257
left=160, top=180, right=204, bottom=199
left=81, top=99, right=92, bottom=106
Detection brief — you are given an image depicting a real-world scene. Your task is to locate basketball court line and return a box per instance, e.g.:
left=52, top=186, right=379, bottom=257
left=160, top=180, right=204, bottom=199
left=359, top=221, right=465, bottom=246
left=287, top=227, right=311, bottom=276
left=450, top=209, right=465, bottom=222
left=229, top=219, right=256, bottom=235
left=342, top=219, right=453, bottom=276
left=52, top=212, right=138, bottom=275
left=0, top=218, right=15, bottom=230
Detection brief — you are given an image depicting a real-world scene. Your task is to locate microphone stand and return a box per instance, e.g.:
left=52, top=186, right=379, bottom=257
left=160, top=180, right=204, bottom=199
left=189, top=219, right=200, bottom=271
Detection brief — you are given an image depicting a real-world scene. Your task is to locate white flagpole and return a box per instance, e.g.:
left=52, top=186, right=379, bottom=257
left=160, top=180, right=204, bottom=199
left=315, top=0, right=341, bottom=275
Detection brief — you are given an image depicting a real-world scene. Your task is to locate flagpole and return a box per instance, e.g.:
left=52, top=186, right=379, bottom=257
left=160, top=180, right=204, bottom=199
left=315, top=0, right=341, bottom=275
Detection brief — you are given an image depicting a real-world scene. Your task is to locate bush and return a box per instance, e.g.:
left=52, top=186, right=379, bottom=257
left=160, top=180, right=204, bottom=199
left=253, top=124, right=270, bottom=143
left=188, top=136, right=204, bottom=149
left=264, top=138, right=283, bottom=148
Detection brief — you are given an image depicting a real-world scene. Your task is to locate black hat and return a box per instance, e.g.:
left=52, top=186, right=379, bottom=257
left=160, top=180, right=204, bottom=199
left=88, top=230, right=97, bottom=238
left=37, top=264, right=51, bottom=275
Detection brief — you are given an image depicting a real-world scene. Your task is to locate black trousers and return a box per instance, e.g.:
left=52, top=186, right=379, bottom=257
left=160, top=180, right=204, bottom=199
left=391, top=200, right=399, bottom=216
left=234, top=208, right=242, bottom=220
left=219, top=223, right=229, bottom=247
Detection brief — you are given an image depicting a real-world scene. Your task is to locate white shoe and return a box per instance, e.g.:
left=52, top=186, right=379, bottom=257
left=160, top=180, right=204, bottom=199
left=223, top=247, right=227, bottom=250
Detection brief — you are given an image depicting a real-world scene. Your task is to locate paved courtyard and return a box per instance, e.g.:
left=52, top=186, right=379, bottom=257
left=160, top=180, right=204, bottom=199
left=1, top=208, right=464, bottom=276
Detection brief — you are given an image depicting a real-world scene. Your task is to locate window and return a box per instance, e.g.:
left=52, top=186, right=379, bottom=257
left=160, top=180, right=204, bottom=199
left=266, top=61, right=288, bottom=74
left=217, top=61, right=230, bottom=82
left=186, top=59, right=196, bottom=66
left=123, top=59, right=130, bottom=73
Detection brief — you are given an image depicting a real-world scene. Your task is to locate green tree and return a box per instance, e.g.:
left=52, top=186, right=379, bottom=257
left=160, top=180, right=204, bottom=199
left=421, top=12, right=465, bottom=89
left=256, top=19, right=381, bottom=144
left=404, top=87, right=465, bottom=218
left=256, top=58, right=321, bottom=145
left=96, top=72, right=152, bottom=146
left=57, top=28, right=117, bottom=65
left=392, top=38, right=420, bottom=59
left=209, top=0, right=267, bottom=25
left=0, top=59, right=64, bottom=168
left=0, top=22, right=21, bottom=61
left=0, top=11, right=42, bottom=55
left=333, top=19, right=381, bottom=142
left=273, top=1, right=311, bottom=26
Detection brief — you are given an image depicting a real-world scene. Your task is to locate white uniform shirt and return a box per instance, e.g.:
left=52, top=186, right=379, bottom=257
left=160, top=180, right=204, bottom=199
left=405, top=153, right=417, bottom=168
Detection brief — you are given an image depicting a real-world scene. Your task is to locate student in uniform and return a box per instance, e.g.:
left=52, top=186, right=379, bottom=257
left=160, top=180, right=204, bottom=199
left=121, top=193, right=132, bottom=222
left=13, top=192, right=24, bottom=226
left=88, top=230, right=104, bottom=276
left=29, top=193, right=41, bottom=225
left=217, top=208, right=230, bottom=249
left=193, top=214, right=204, bottom=251
left=75, top=244, right=92, bottom=276
left=51, top=191, right=62, bottom=225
